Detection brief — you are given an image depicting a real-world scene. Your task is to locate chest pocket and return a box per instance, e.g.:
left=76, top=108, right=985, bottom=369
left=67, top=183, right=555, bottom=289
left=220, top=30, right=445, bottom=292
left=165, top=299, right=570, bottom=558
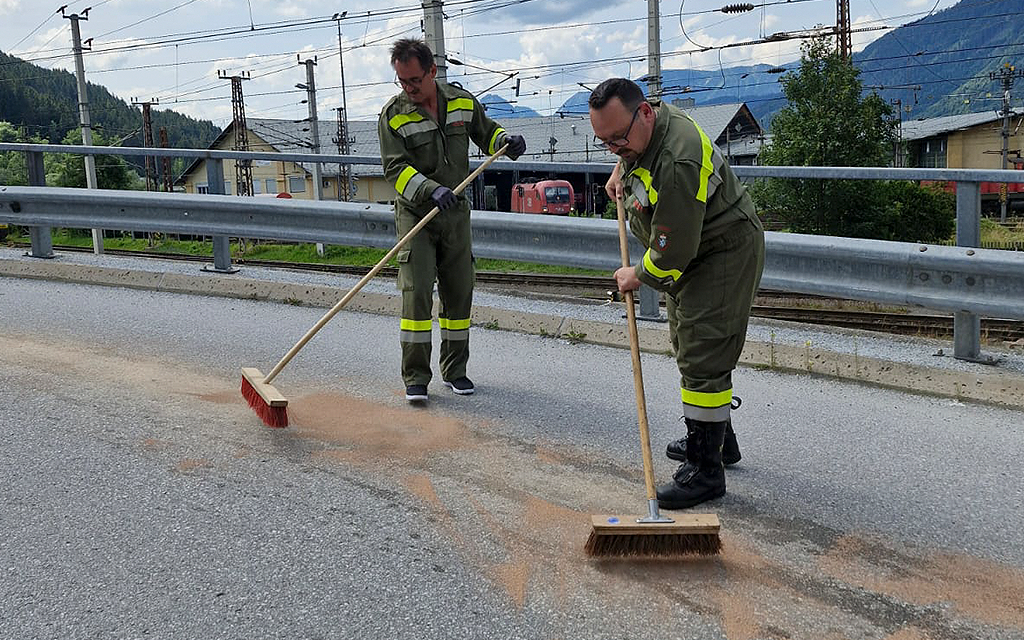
left=390, top=110, right=440, bottom=173
left=404, top=127, right=440, bottom=175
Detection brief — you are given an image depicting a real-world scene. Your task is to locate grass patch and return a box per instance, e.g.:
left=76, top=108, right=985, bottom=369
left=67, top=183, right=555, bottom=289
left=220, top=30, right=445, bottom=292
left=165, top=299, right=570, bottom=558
left=979, top=218, right=1024, bottom=244
left=7, top=228, right=609, bottom=275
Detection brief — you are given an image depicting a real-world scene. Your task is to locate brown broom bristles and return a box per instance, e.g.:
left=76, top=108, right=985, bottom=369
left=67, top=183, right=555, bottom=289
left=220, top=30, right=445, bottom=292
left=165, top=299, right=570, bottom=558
left=240, top=376, right=289, bottom=428
left=584, top=530, right=722, bottom=558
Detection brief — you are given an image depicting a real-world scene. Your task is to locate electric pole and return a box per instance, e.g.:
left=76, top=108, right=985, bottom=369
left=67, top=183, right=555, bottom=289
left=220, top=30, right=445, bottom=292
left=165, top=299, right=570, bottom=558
left=218, top=70, right=253, bottom=197
left=333, top=13, right=354, bottom=202
left=836, top=0, right=852, bottom=62
left=890, top=98, right=903, bottom=167
left=990, top=63, right=1024, bottom=222
left=421, top=0, right=447, bottom=80
left=298, top=56, right=325, bottom=256
left=297, top=56, right=323, bottom=202
left=63, top=7, right=103, bottom=254
left=132, top=98, right=158, bottom=191
left=647, top=0, right=662, bottom=98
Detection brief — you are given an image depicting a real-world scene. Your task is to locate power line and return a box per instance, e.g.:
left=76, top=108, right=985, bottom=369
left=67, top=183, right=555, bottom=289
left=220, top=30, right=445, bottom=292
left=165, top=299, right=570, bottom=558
left=93, top=0, right=204, bottom=40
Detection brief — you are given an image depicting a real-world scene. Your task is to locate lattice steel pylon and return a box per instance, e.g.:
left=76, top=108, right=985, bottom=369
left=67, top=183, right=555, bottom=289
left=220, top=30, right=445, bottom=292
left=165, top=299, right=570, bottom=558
left=131, top=98, right=158, bottom=190
left=836, top=0, right=852, bottom=61
left=333, top=107, right=353, bottom=201
left=159, top=127, right=173, bottom=193
left=219, top=70, right=253, bottom=196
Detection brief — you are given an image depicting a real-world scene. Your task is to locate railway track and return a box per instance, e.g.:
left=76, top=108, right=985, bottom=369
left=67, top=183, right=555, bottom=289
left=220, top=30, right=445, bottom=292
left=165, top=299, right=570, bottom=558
left=12, top=243, right=1024, bottom=342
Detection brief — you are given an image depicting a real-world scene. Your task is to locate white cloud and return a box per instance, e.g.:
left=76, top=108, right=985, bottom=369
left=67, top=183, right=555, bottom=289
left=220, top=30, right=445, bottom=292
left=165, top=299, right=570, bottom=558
left=89, top=39, right=161, bottom=72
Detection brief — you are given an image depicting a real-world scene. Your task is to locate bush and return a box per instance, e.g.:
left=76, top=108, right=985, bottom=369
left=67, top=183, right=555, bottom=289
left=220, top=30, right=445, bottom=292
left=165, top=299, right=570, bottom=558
left=874, top=181, right=955, bottom=243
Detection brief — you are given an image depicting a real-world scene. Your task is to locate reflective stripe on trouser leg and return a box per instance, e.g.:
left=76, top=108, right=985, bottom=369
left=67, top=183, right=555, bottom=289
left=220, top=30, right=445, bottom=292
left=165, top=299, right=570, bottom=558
left=396, top=205, right=441, bottom=386
left=669, top=223, right=764, bottom=422
left=681, top=388, right=733, bottom=421
left=436, top=207, right=474, bottom=382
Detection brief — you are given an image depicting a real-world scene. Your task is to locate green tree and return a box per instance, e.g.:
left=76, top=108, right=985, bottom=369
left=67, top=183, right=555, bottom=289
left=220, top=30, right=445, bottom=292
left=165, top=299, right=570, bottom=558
left=0, top=121, right=46, bottom=186
left=753, top=36, right=902, bottom=238
left=873, top=181, right=955, bottom=242
left=48, top=129, right=142, bottom=190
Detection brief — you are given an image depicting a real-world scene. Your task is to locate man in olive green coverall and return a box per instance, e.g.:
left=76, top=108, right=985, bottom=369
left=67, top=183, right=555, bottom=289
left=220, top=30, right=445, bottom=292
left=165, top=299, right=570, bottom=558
left=378, top=39, right=526, bottom=403
left=589, top=78, right=765, bottom=510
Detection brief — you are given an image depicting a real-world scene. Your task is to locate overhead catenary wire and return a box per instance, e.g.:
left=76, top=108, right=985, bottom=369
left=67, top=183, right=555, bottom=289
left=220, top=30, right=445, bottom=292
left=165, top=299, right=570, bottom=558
left=4, top=0, right=1016, bottom=125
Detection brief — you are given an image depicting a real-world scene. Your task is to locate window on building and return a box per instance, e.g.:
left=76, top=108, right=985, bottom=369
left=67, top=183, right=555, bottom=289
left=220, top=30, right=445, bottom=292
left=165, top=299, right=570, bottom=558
left=224, top=181, right=232, bottom=195
left=288, top=176, right=306, bottom=193
left=265, top=179, right=277, bottom=194
left=252, top=180, right=262, bottom=194
left=917, top=137, right=947, bottom=168
left=196, top=183, right=209, bottom=194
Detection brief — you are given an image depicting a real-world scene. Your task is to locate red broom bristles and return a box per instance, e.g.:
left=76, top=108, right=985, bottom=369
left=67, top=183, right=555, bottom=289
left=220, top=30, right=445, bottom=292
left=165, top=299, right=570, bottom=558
left=240, top=376, right=288, bottom=428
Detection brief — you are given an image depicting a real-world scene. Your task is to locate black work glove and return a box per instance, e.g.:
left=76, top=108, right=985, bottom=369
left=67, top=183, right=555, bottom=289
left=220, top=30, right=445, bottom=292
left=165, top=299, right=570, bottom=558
left=430, top=185, right=458, bottom=211
left=505, top=134, right=526, bottom=160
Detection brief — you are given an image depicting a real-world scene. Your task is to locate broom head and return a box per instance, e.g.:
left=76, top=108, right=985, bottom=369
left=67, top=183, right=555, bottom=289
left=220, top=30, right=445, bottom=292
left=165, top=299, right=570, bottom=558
left=240, top=367, right=289, bottom=428
left=585, top=513, right=722, bottom=558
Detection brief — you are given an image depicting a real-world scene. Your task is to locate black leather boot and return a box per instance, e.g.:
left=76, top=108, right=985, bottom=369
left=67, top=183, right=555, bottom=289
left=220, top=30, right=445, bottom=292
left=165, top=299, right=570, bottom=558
left=656, top=418, right=727, bottom=510
left=666, top=419, right=741, bottom=465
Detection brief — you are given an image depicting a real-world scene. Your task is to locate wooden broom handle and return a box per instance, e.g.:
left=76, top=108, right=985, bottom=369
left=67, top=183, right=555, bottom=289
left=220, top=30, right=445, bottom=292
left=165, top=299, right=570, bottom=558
left=615, top=196, right=659, bottom=502
left=263, top=144, right=510, bottom=384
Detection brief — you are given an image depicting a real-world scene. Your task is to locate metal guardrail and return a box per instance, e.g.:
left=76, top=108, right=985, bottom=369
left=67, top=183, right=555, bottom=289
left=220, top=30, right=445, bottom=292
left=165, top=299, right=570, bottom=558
left=4, top=142, right=1024, bottom=182
left=4, top=142, right=1024, bottom=361
left=3, top=185, right=1024, bottom=330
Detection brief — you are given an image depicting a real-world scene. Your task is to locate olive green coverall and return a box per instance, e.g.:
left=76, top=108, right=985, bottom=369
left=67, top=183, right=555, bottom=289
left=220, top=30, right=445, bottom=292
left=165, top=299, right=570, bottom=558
left=378, top=81, right=510, bottom=386
left=621, top=101, right=765, bottom=422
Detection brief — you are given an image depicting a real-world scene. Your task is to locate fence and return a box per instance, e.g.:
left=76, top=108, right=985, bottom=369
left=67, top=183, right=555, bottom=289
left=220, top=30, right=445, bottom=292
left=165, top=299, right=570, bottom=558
left=3, top=142, right=1024, bottom=362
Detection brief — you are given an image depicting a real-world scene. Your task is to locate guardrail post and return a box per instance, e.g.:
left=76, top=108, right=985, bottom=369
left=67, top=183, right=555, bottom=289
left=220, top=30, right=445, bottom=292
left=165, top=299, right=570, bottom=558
left=202, top=158, right=239, bottom=274
left=637, top=284, right=665, bottom=322
left=25, top=151, right=55, bottom=259
left=954, top=180, right=983, bottom=361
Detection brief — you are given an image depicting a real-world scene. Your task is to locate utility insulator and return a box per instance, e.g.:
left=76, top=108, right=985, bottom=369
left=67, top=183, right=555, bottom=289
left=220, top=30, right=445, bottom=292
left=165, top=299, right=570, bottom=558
left=721, top=3, right=754, bottom=13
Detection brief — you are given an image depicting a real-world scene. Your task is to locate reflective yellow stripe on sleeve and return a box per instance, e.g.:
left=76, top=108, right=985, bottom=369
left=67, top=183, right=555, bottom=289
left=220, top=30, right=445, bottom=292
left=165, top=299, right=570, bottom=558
left=642, top=249, right=682, bottom=282
left=488, top=127, right=506, bottom=154
left=395, top=166, right=418, bottom=195
left=447, top=98, right=475, bottom=112
left=400, top=318, right=432, bottom=331
left=691, top=118, right=715, bottom=203
left=681, top=388, right=733, bottom=408
left=629, top=167, right=659, bottom=205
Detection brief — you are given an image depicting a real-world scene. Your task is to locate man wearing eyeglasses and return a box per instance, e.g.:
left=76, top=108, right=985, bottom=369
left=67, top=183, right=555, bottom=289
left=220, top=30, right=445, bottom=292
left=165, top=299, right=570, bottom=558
left=589, top=78, right=764, bottom=510
left=378, top=38, right=526, bottom=404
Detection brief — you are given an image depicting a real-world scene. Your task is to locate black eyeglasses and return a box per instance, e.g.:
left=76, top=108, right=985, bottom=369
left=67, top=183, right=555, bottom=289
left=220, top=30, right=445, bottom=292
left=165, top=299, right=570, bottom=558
left=594, top=105, right=641, bottom=150
left=395, top=69, right=431, bottom=89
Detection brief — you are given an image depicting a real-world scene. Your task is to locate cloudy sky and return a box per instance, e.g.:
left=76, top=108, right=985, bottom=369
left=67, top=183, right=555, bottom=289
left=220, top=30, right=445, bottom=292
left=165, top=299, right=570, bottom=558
left=1, top=0, right=961, bottom=127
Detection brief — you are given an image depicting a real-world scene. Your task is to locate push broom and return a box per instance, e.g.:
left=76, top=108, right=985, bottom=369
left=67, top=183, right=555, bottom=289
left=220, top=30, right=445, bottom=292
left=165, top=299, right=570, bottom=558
left=240, top=144, right=509, bottom=428
left=584, top=195, right=722, bottom=558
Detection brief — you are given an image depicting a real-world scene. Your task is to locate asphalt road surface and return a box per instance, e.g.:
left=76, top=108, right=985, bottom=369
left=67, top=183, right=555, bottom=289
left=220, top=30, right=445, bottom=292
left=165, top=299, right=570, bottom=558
left=1, top=276, right=1022, bottom=640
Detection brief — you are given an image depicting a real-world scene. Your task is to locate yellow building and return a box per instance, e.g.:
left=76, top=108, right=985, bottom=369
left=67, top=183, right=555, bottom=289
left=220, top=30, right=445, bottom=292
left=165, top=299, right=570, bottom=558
left=903, top=111, right=1024, bottom=214
left=903, top=111, right=1024, bottom=170
left=175, top=118, right=396, bottom=203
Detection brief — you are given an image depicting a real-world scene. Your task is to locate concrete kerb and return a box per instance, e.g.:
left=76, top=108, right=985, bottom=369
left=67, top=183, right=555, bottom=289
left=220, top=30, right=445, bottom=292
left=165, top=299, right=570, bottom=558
left=3, top=257, right=1023, bottom=410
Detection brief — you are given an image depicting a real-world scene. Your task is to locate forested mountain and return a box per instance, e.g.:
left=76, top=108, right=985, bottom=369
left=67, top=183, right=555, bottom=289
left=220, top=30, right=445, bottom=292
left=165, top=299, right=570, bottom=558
left=856, top=0, right=1023, bottom=118
left=0, top=50, right=219, bottom=151
left=558, top=0, right=1022, bottom=128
